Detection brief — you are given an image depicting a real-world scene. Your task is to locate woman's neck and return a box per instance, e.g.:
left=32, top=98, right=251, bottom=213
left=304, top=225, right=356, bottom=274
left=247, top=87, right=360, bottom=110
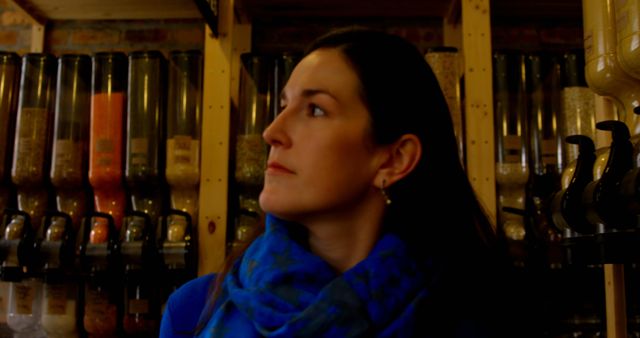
left=301, top=199, right=385, bottom=273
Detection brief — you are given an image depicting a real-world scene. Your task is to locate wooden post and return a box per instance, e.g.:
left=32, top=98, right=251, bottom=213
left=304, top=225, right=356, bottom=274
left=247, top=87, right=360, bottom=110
left=605, top=264, right=627, bottom=338
left=198, top=0, right=237, bottom=275
left=462, top=0, right=496, bottom=222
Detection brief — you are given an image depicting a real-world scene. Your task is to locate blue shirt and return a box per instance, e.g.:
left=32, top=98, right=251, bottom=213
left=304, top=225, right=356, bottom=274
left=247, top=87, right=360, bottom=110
left=160, top=273, right=215, bottom=337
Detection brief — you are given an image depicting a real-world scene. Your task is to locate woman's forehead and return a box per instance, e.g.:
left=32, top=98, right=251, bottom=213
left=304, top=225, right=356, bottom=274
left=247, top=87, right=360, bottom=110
left=283, top=49, right=360, bottom=98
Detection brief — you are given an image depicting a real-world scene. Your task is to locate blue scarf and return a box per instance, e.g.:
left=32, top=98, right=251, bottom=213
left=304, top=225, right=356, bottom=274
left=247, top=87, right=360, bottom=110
left=197, top=214, right=431, bottom=337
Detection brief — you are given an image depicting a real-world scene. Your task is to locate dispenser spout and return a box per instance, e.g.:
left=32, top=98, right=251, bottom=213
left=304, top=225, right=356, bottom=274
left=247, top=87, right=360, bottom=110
left=550, top=135, right=596, bottom=235
left=583, top=120, right=634, bottom=231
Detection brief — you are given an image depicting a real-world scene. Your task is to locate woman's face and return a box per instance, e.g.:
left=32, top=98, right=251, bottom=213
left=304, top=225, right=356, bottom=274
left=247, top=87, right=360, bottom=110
left=259, top=48, right=387, bottom=222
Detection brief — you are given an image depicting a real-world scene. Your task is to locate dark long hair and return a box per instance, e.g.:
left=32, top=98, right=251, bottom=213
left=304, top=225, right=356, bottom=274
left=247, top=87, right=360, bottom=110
left=307, top=27, right=510, bottom=335
left=197, top=27, right=510, bottom=335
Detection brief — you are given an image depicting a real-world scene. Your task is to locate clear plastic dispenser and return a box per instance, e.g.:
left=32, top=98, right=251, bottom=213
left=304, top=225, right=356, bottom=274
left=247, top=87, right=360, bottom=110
left=126, top=51, right=166, bottom=233
left=494, top=51, right=529, bottom=262
left=0, top=52, right=20, bottom=219
left=166, top=50, right=202, bottom=226
left=583, top=0, right=640, bottom=134
left=50, top=54, right=91, bottom=232
left=89, top=53, right=127, bottom=231
left=11, top=54, right=57, bottom=231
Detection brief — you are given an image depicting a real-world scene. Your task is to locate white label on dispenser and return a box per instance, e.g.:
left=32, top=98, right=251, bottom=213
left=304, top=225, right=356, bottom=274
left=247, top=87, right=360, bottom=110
left=15, top=107, right=48, bottom=180
left=167, top=136, right=199, bottom=167
left=130, top=138, right=149, bottom=166
left=95, top=139, right=115, bottom=166
left=15, top=284, right=35, bottom=315
left=45, top=284, right=67, bottom=315
left=503, top=135, right=522, bottom=163
left=128, top=298, right=149, bottom=315
left=541, top=139, right=558, bottom=165
left=584, top=31, right=593, bottom=58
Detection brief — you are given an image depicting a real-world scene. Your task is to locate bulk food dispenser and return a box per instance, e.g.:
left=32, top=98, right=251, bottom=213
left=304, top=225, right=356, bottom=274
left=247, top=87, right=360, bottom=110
left=524, top=53, right=563, bottom=267
left=165, top=50, right=202, bottom=228
left=493, top=51, right=530, bottom=264
left=558, top=50, right=596, bottom=188
left=123, top=51, right=167, bottom=336
left=160, top=50, right=202, bottom=309
left=11, top=53, right=56, bottom=233
left=0, top=210, right=44, bottom=338
left=120, top=212, right=159, bottom=336
left=0, top=52, right=19, bottom=221
left=0, top=53, right=19, bottom=338
left=583, top=0, right=640, bottom=134
left=79, top=213, right=120, bottom=337
left=232, top=54, right=272, bottom=249
left=126, top=51, right=167, bottom=232
left=39, top=212, right=79, bottom=338
left=89, top=52, right=127, bottom=232
left=50, top=54, right=91, bottom=232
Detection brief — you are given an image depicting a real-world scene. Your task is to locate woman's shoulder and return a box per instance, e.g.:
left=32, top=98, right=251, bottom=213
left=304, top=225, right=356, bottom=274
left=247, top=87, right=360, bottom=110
left=160, top=273, right=216, bottom=337
left=169, top=273, right=216, bottom=305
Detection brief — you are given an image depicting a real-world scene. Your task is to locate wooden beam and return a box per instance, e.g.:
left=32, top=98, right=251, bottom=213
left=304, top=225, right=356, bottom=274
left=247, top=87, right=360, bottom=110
left=462, top=0, right=496, bottom=222
left=7, top=0, right=45, bottom=53
left=9, top=0, right=200, bottom=20
left=230, top=23, right=251, bottom=108
left=198, top=0, right=235, bottom=275
left=30, top=23, right=44, bottom=53
left=604, top=264, right=627, bottom=338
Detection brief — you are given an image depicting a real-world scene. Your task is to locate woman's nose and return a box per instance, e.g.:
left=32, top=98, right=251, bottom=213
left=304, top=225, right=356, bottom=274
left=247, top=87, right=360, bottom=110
left=262, top=108, right=291, bottom=148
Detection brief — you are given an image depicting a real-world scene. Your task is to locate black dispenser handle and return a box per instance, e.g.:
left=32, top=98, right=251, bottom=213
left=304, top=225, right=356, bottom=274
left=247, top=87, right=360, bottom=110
left=550, top=135, right=596, bottom=235
left=583, top=120, right=634, bottom=231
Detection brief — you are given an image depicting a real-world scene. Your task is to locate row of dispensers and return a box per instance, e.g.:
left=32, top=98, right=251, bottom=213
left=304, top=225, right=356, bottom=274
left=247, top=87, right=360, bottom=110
left=0, top=208, right=196, bottom=337
left=550, top=119, right=640, bottom=265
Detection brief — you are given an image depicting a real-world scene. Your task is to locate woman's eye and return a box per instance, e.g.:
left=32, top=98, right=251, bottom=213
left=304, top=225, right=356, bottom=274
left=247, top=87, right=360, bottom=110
left=310, top=105, right=326, bottom=117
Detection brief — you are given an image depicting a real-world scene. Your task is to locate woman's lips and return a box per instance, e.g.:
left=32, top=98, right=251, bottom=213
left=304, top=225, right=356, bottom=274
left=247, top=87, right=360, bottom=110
left=266, top=161, right=295, bottom=174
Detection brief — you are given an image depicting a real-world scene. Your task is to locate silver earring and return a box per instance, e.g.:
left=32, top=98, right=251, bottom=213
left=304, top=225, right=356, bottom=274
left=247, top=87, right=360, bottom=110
left=381, top=180, right=392, bottom=205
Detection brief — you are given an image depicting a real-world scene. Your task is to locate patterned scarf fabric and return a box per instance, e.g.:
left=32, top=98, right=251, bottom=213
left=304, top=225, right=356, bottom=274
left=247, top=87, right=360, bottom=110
left=198, top=214, right=431, bottom=337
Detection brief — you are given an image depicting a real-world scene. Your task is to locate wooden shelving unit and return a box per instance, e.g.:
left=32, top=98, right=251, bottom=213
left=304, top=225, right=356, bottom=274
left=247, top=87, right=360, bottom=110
left=5, top=0, right=628, bottom=336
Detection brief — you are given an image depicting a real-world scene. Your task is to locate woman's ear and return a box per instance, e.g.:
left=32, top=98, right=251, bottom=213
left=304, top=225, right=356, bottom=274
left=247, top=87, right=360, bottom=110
left=374, top=134, right=422, bottom=188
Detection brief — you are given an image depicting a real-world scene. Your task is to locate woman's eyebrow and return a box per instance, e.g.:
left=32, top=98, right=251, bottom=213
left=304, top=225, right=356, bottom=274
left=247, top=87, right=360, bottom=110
left=280, top=88, right=338, bottom=103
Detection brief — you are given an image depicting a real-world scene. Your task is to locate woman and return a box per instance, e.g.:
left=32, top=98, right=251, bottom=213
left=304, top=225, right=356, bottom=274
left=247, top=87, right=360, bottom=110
left=160, top=27, right=512, bottom=337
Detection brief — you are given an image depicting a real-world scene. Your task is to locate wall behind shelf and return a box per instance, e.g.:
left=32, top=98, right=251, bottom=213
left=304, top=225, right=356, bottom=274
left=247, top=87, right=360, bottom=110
left=252, top=17, right=583, bottom=55
left=0, top=0, right=204, bottom=55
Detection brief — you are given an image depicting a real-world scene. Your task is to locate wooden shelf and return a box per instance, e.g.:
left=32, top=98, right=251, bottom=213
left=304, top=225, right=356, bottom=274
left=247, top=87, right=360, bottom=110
left=236, top=0, right=582, bottom=22
left=11, top=0, right=201, bottom=21
left=236, top=0, right=454, bottom=20
left=491, top=0, right=582, bottom=21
